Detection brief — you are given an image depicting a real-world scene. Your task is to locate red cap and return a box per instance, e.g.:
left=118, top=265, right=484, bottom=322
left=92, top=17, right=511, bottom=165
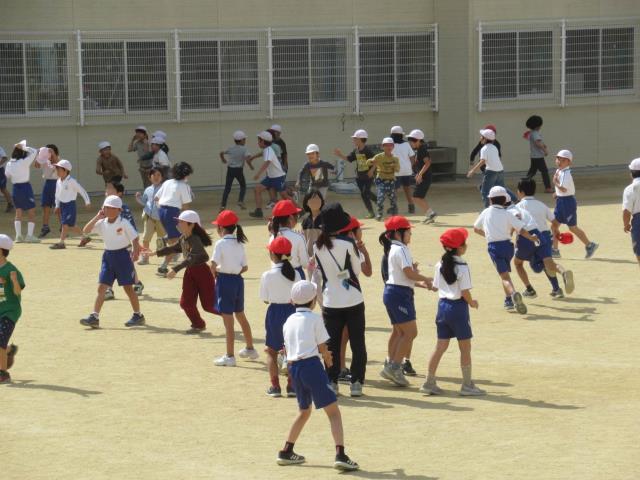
left=268, top=236, right=292, bottom=255
left=272, top=199, right=302, bottom=218
left=211, top=209, right=239, bottom=227
left=440, top=228, right=468, bottom=249
left=339, top=216, right=363, bottom=233
left=384, top=215, right=412, bottom=231
left=484, top=124, right=497, bottom=133
left=557, top=232, right=574, bottom=244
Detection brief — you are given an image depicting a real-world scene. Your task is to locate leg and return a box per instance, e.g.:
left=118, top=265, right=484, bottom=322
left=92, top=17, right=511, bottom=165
left=390, top=320, right=417, bottom=364
left=221, top=314, right=235, bottom=356
left=0, top=347, right=6, bottom=371
left=122, top=285, right=141, bottom=313
left=254, top=183, right=266, bottom=209
left=387, top=325, right=400, bottom=360
left=356, top=176, right=374, bottom=213
left=412, top=196, right=429, bottom=215
left=285, top=407, right=312, bottom=444
left=538, top=159, right=551, bottom=190
left=1, top=187, right=12, bottom=206
left=237, top=171, right=247, bottom=203
left=266, top=348, right=280, bottom=387
left=389, top=183, right=398, bottom=214
left=221, top=168, right=235, bottom=207
left=458, top=339, right=472, bottom=368
left=196, top=266, right=217, bottom=316
left=42, top=206, right=51, bottom=228
left=551, top=219, right=560, bottom=250
left=93, top=283, right=110, bottom=314
left=568, top=225, right=591, bottom=246
left=427, top=339, right=450, bottom=376
left=234, top=312, right=254, bottom=350
left=344, top=303, right=366, bottom=383
left=526, top=158, right=538, bottom=179
left=339, top=326, right=349, bottom=370
left=514, top=258, right=530, bottom=288
left=323, top=402, right=344, bottom=446
left=498, top=271, right=515, bottom=296
left=323, top=307, right=347, bottom=383
left=402, top=185, right=413, bottom=208
left=179, top=269, right=206, bottom=329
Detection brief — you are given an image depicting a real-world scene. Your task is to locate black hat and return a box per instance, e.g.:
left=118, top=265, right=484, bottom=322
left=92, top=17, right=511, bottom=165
left=320, top=202, right=351, bottom=233
left=526, top=115, right=543, bottom=129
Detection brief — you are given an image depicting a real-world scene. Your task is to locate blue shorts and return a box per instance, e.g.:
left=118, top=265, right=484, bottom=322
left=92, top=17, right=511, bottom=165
left=488, top=240, right=514, bottom=274
left=289, top=356, right=337, bottom=410
left=435, top=298, right=472, bottom=340
left=0, top=167, right=6, bottom=190
left=0, top=316, right=16, bottom=349
left=632, top=214, right=640, bottom=257
left=383, top=284, right=416, bottom=324
left=158, top=205, right=181, bottom=239
left=265, top=303, right=296, bottom=351
left=60, top=200, right=77, bottom=227
left=216, top=273, right=244, bottom=314
left=295, top=266, right=306, bottom=280
left=395, top=175, right=415, bottom=188
left=515, top=229, right=541, bottom=261
left=12, top=182, right=36, bottom=211
left=554, top=195, right=577, bottom=227
left=41, top=179, right=57, bottom=207
left=261, top=175, right=286, bottom=192
left=99, top=248, right=136, bottom=287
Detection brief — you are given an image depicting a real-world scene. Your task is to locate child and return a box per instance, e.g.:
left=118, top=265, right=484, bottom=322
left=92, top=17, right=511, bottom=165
left=0, top=234, right=26, bottom=384
left=80, top=196, right=145, bottom=329
left=296, top=144, right=335, bottom=199
left=49, top=160, right=92, bottom=249
left=270, top=199, right=309, bottom=279
left=623, top=158, right=640, bottom=266
left=301, top=189, right=325, bottom=274
left=219, top=130, right=251, bottom=211
left=260, top=236, right=301, bottom=397
left=473, top=186, right=539, bottom=313
left=469, top=124, right=502, bottom=174
left=210, top=209, right=258, bottom=366
left=148, top=210, right=218, bottom=333
left=390, top=126, right=416, bottom=214
left=34, top=144, right=60, bottom=238
left=421, top=228, right=486, bottom=396
left=127, top=125, right=151, bottom=188
left=333, top=129, right=376, bottom=219
left=0, top=146, right=15, bottom=212
left=249, top=131, right=289, bottom=219
left=277, top=280, right=359, bottom=471
left=525, top=115, right=552, bottom=193
left=408, top=129, right=437, bottom=224
left=269, top=124, right=288, bottom=173
left=379, top=216, right=434, bottom=387
left=96, top=141, right=126, bottom=185
left=150, top=136, right=171, bottom=180
left=4, top=140, right=40, bottom=243
left=135, top=168, right=166, bottom=265
left=367, top=137, right=400, bottom=221
left=550, top=150, right=599, bottom=259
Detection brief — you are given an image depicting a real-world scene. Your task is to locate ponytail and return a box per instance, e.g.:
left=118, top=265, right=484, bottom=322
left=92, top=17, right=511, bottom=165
left=315, top=231, right=333, bottom=250
left=440, top=248, right=458, bottom=285
left=271, top=215, right=289, bottom=236
left=273, top=254, right=296, bottom=282
left=224, top=224, right=248, bottom=243
left=192, top=223, right=212, bottom=247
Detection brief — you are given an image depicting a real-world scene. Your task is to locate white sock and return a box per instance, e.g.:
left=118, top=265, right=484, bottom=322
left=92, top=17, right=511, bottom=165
left=14, top=221, right=21, bottom=238
left=426, top=208, right=434, bottom=216
left=27, top=222, right=35, bottom=237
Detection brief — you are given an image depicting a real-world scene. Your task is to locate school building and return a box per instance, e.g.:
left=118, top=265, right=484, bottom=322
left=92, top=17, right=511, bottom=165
left=1, top=0, right=639, bottom=193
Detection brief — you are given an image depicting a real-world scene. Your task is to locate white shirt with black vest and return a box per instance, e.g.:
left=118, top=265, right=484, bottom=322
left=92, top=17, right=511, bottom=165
left=314, top=237, right=363, bottom=308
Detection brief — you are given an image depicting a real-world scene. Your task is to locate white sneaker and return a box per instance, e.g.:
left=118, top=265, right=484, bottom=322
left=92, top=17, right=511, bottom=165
left=238, top=348, right=259, bottom=360
left=419, top=381, right=443, bottom=395
left=350, top=381, right=363, bottom=397
left=25, top=235, right=41, bottom=243
left=14, top=235, right=24, bottom=243
left=562, top=270, right=575, bottom=295
left=214, top=355, right=236, bottom=367
left=460, top=382, right=486, bottom=396
left=266, top=201, right=276, bottom=209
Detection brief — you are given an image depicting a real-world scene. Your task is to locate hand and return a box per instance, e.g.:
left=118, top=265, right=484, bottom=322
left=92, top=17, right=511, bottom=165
left=135, top=192, right=141, bottom=199
left=96, top=209, right=106, bottom=220
left=466, top=170, right=474, bottom=178
left=552, top=193, right=557, bottom=200
left=469, top=299, right=479, bottom=309
left=322, top=350, right=333, bottom=368
left=253, top=174, right=260, bottom=181
left=130, top=251, right=140, bottom=262
left=54, top=207, right=60, bottom=215
left=413, top=261, right=420, bottom=272
left=124, top=174, right=128, bottom=179
left=415, top=173, right=423, bottom=184
left=425, top=278, right=435, bottom=291
left=140, top=247, right=156, bottom=257
left=307, top=258, right=316, bottom=272
left=166, top=269, right=177, bottom=280
left=367, top=171, right=374, bottom=179
left=624, top=223, right=632, bottom=233
left=531, top=235, right=540, bottom=245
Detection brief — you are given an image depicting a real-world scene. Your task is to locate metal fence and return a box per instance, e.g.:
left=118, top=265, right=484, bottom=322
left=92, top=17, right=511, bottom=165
left=0, top=25, right=437, bottom=127
left=478, top=18, right=640, bottom=111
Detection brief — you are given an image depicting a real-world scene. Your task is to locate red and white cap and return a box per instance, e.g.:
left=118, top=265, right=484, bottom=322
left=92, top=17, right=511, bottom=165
left=291, top=280, right=318, bottom=304
left=408, top=129, right=425, bottom=140
left=384, top=215, right=412, bottom=231
left=176, top=210, right=201, bottom=225
left=382, top=137, right=394, bottom=145
left=488, top=186, right=508, bottom=198
left=629, top=158, right=640, bottom=170
left=390, top=125, right=404, bottom=135
left=0, top=233, right=14, bottom=250
left=268, top=236, right=293, bottom=255
left=211, top=209, right=239, bottom=227
left=257, top=131, right=273, bottom=142
left=556, top=149, right=573, bottom=161
left=54, top=159, right=72, bottom=171
left=305, top=143, right=319, bottom=154
left=440, top=228, right=468, bottom=249
left=103, top=195, right=122, bottom=209
left=479, top=129, right=496, bottom=141
left=352, top=129, right=368, bottom=139
left=272, top=199, right=302, bottom=218
left=98, top=141, right=111, bottom=150
left=339, top=216, right=363, bottom=233
left=233, top=130, right=247, bottom=141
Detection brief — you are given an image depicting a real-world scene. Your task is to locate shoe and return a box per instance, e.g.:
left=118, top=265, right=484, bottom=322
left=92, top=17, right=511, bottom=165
left=7, top=344, right=18, bottom=370
left=238, top=347, right=259, bottom=360
left=585, top=242, right=599, bottom=259
left=133, top=282, right=144, bottom=296
left=267, top=385, right=282, bottom=397
left=328, top=382, right=339, bottom=395
left=80, top=314, right=100, bottom=329
left=551, top=248, right=561, bottom=258
left=286, top=385, right=296, bottom=397
left=25, top=235, right=40, bottom=243
left=365, top=211, right=375, bottom=219
left=504, top=298, right=515, bottom=310
left=78, top=236, right=92, bottom=247
left=337, top=368, right=351, bottom=384
left=387, top=207, right=394, bottom=214
left=379, top=364, right=393, bottom=381
left=266, top=201, right=276, bottom=209
left=511, top=292, right=527, bottom=314
left=277, top=351, right=288, bottom=375
left=420, top=380, right=444, bottom=395
left=5, top=203, right=14, bottom=213
left=277, top=450, right=306, bottom=466
left=544, top=188, right=554, bottom=193
left=550, top=288, right=565, bottom=298
left=562, top=270, right=575, bottom=294
left=49, top=242, right=66, bottom=250
left=38, top=225, right=51, bottom=238
left=334, top=453, right=359, bottom=471
left=137, top=256, right=149, bottom=265
left=350, top=381, right=363, bottom=397
left=157, top=265, right=169, bottom=276
left=249, top=209, right=263, bottom=218
left=522, top=287, right=537, bottom=298
left=376, top=215, right=382, bottom=222
left=402, top=359, right=417, bottom=376
left=185, top=326, right=206, bottom=334
left=14, top=234, right=24, bottom=243
left=237, top=201, right=246, bottom=210
left=104, top=288, right=115, bottom=300
left=408, top=204, right=416, bottom=214
left=0, top=370, right=11, bottom=384
left=422, top=212, right=437, bottom=224
left=214, top=355, right=236, bottom=367
left=125, top=313, right=145, bottom=327
left=389, top=365, right=410, bottom=387
left=460, top=382, right=487, bottom=396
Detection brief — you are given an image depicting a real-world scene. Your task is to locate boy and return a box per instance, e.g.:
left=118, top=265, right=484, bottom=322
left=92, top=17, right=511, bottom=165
left=96, top=141, right=127, bottom=185
left=249, top=131, right=289, bottom=219
left=269, top=124, right=288, bottom=172
left=367, top=137, right=400, bottom=221
left=408, top=129, right=437, bottom=224
left=622, top=158, right=640, bottom=266
left=135, top=167, right=166, bottom=265
left=219, top=130, right=251, bottom=211
left=0, top=146, right=15, bottom=212
left=0, top=234, right=25, bottom=383
left=550, top=150, right=599, bottom=259
left=525, top=115, right=552, bottom=193
left=80, top=195, right=145, bottom=329
left=278, top=280, right=359, bottom=471
left=127, top=125, right=151, bottom=188
left=295, top=144, right=335, bottom=199
left=473, top=186, right=539, bottom=313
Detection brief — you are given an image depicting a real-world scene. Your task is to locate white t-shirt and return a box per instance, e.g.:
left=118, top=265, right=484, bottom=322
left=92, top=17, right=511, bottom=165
left=433, top=257, right=472, bottom=300
left=0, top=147, right=6, bottom=160
left=153, top=150, right=170, bottom=167
left=270, top=228, right=309, bottom=270
left=393, top=142, right=415, bottom=176
left=517, top=196, right=554, bottom=232
left=314, top=237, right=363, bottom=308
left=260, top=265, right=301, bottom=304
left=474, top=205, right=524, bottom=243
left=555, top=167, right=575, bottom=197
left=40, top=159, right=59, bottom=180
left=91, top=217, right=138, bottom=250
left=508, top=204, right=535, bottom=232
left=5, top=147, right=38, bottom=183
left=283, top=308, right=330, bottom=361
left=480, top=143, right=503, bottom=172
left=622, top=178, right=640, bottom=215
left=212, top=235, right=247, bottom=274
left=386, top=240, right=415, bottom=288
left=264, top=146, right=285, bottom=178
left=155, top=179, right=192, bottom=208
left=55, top=176, right=91, bottom=207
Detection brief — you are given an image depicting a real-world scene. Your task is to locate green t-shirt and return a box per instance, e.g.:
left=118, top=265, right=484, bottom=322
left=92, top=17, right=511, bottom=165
left=0, top=261, right=25, bottom=323
left=368, top=153, right=400, bottom=181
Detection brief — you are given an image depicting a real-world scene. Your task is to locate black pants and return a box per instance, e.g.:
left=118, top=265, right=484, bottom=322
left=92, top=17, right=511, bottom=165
left=356, top=173, right=376, bottom=213
left=221, top=167, right=246, bottom=206
left=322, top=302, right=367, bottom=384
left=528, top=157, right=551, bottom=189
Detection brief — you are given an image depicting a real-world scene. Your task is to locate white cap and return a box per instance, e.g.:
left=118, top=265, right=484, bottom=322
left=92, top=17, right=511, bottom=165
left=305, top=143, right=319, bottom=154
left=176, top=209, right=201, bottom=225
left=488, top=186, right=508, bottom=198
left=54, top=159, right=72, bottom=171
left=269, top=124, right=282, bottom=133
left=15, top=140, right=27, bottom=149
left=291, top=280, right=318, bottom=304
left=152, top=130, right=167, bottom=139
left=0, top=234, right=14, bottom=251
left=629, top=158, right=640, bottom=170
left=390, top=125, right=404, bottom=135
left=233, top=130, right=247, bottom=141
left=150, top=136, right=164, bottom=145
left=98, top=141, right=111, bottom=150
left=408, top=129, right=425, bottom=140
left=258, top=131, right=273, bottom=142
left=103, top=195, right=122, bottom=209
left=556, top=149, right=573, bottom=161
left=382, top=137, right=394, bottom=145
left=351, top=129, right=368, bottom=139
left=479, top=129, right=496, bottom=141
left=135, top=125, right=147, bottom=133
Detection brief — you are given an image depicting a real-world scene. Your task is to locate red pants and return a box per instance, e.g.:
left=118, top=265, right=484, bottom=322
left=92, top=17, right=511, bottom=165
left=180, top=264, right=219, bottom=328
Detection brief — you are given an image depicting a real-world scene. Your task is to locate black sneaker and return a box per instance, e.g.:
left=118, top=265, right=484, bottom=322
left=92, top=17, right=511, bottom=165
left=277, top=450, right=306, bottom=466
left=0, top=370, right=10, bottom=384
left=286, top=385, right=296, bottom=397
left=402, top=359, right=417, bottom=376
left=334, top=453, right=359, bottom=471
left=249, top=208, right=263, bottom=218
left=125, top=313, right=146, bottom=327
left=7, top=344, right=18, bottom=370
left=157, top=265, right=169, bottom=276
left=523, top=286, right=537, bottom=298
left=337, top=368, right=352, bottom=384
left=267, top=385, right=282, bottom=397
left=38, top=225, right=51, bottom=238
left=80, top=314, right=100, bottom=329
left=408, top=204, right=416, bottom=214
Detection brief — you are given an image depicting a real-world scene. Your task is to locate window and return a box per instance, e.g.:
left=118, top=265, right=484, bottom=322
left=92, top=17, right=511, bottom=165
left=0, top=41, right=69, bottom=115
left=272, top=37, right=346, bottom=107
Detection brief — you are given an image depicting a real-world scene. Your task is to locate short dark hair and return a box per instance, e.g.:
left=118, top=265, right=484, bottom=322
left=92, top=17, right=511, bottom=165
left=172, top=162, right=193, bottom=180
left=108, top=182, right=125, bottom=194
left=632, top=170, right=640, bottom=179
left=1, top=248, right=10, bottom=257
left=526, top=115, right=543, bottom=130
left=148, top=167, right=162, bottom=177
left=517, top=177, right=536, bottom=196
left=490, top=196, right=507, bottom=206
left=234, top=139, right=243, bottom=145
left=46, top=144, right=59, bottom=155
left=293, top=300, right=314, bottom=308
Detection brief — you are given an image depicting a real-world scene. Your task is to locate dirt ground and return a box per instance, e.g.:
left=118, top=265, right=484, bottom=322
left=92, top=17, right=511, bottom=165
left=4, top=172, right=639, bottom=480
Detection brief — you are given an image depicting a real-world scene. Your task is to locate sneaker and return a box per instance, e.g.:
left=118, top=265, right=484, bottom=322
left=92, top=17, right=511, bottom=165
left=386, top=207, right=394, bottom=214
left=25, top=235, right=40, bottom=243
left=185, top=326, right=206, bottom=334
left=522, top=287, right=537, bottom=298
left=350, top=381, right=363, bottom=397
left=328, top=382, right=339, bottom=395
left=49, top=242, right=66, bottom=250
left=379, top=364, right=393, bottom=381
left=0, top=370, right=11, bottom=384
left=125, top=313, right=145, bottom=327
left=267, top=385, right=282, bottom=397
left=337, top=368, right=351, bottom=384
left=460, top=382, right=487, bottom=396
left=389, top=365, right=410, bottom=387
left=511, top=292, right=527, bottom=315
left=365, top=211, right=375, bottom=219
left=286, top=385, right=296, bottom=397
left=402, top=359, right=417, bottom=376
left=5, top=203, right=14, bottom=213
left=562, top=270, right=575, bottom=295
left=334, top=453, right=359, bottom=471
left=38, top=225, right=51, bottom=238
left=551, top=248, right=561, bottom=258
left=133, top=282, right=144, bottom=296
left=585, top=242, right=599, bottom=259
left=238, top=347, right=259, bottom=360
left=157, top=265, right=169, bottom=276
left=277, top=351, right=288, bottom=375
left=14, top=234, right=24, bottom=243
left=277, top=450, right=306, bottom=466
left=266, top=201, right=276, bottom=209
left=420, top=380, right=444, bottom=395
left=237, top=201, right=246, bottom=210
left=504, top=298, right=515, bottom=310
left=104, top=288, right=115, bottom=301
left=422, top=212, right=437, bottom=224
left=7, top=344, right=18, bottom=370
left=80, top=314, right=100, bottom=329
left=375, top=215, right=382, bottom=222
left=408, top=204, right=416, bottom=214
left=550, top=288, right=565, bottom=298
left=213, top=355, right=236, bottom=367
left=78, top=236, right=92, bottom=247
left=137, top=256, right=149, bottom=266
left=249, top=208, right=263, bottom=218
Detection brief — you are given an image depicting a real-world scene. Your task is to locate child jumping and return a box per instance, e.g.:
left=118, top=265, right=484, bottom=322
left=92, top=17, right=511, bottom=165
left=623, top=158, right=640, bottom=266
left=367, top=137, right=400, bottom=221
left=0, top=234, right=25, bottom=384
left=249, top=131, right=289, bottom=219
left=5, top=140, right=40, bottom=243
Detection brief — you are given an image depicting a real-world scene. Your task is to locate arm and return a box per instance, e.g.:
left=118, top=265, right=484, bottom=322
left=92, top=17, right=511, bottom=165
left=0, top=156, right=8, bottom=168
left=83, top=211, right=105, bottom=235
left=534, top=139, right=548, bottom=156
left=253, top=160, right=270, bottom=181
left=356, top=241, right=372, bottom=277
left=461, top=289, right=478, bottom=308
left=75, top=180, right=91, bottom=206
left=9, top=271, right=22, bottom=296
left=135, top=190, right=147, bottom=207
left=518, top=228, right=539, bottom=243
left=473, top=227, right=485, bottom=237
left=96, top=158, right=103, bottom=175
left=318, top=343, right=333, bottom=367
left=469, top=142, right=482, bottom=163
left=333, top=148, right=348, bottom=161
left=467, top=159, right=486, bottom=177
left=155, top=242, right=182, bottom=257
left=219, top=151, right=227, bottom=163
left=394, top=158, right=400, bottom=173
left=114, top=155, right=127, bottom=178
left=623, top=209, right=632, bottom=233
left=172, top=236, right=209, bottom=273
left=131, top=237, right=140, bottom=262
left=127, top=137, right=136, bottom=152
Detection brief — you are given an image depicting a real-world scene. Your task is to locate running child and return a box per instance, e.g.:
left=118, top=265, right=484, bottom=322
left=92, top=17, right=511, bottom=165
left=622, top=158, right=640, bottom=266
left=390, top=126, right=416, bottom=214
left=0, top=234, right=25, bottom=384
left=296, top=144, right=335, bottom=199
left=151, top=136, right=171, bottom=180
left=4, top=140, right=40, bottom=243
left=367, top=137, right=400, bottom=221
left=219, top=130, right=251, bottom=211
left=469, top=124, right=501, bottom=174
left=249, top=131, right=289, bottom=219
left=524, top=115, right=552, bottom=193
left=135, top=168, right=166, bottom=265
left=407, top=129, right=437, bottom=224
left=96, top=141, right=126, bottom=185
left=270, top=199, right=309, bottom=279
left=33, top=144, right=60, bottom=238
left=127, top=125, right=151, bottom=187
left=0, top=146, right=15, bottom=212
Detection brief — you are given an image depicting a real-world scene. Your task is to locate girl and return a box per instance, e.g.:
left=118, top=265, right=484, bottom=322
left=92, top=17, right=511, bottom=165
left=211, top=209, right=258, bottom=366
left=260, top=236, right=301, bottom=397
left=390, top=126, right=416, bottom=214
left=34, top=144, right=62, bottom=238
left=128, top=125, right=152, bottom=188
left=4, top=141, right=40, bottom=243
left=407, top=129, right=437, bottom=224
left=379, top=216, right=435, bottom=387
left=366, top=138, right=400, bottom=221
left=270, top=199, right=309, bottom=279
left=151, top=136, right=171, bottom=180
left=147, top=210, right=218, bottom=333
left=135, top=168, right=166, bottom=265
left=421, top=228, right=485, bottom=396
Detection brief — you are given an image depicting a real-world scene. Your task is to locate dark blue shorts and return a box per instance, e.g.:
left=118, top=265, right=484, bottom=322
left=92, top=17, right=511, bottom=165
left=261, top=175, right=286, bottom=192
left=632, top=214, right=640, bottom=257
left=412, top=173, right=432, bottom=199
left=99, top=248, right=136, bottom=286
left=515, top=229, right=541, bottom=261
left=216, top=273, right=244, bottom=314
left=488, top=240, right=514, bottom=274
left=289, top=356, right=337, bottom=410
left=12, top=182, right=36, bottom=211
left=295, top=266, right=306, bottom=280
left=0, top=167, right=6, bottom=190
left=41, top=179, right=57, bottom=207
left=395, top=175, right=415, bottom=188
left=265, top=303, right=295, bottom=351
left=158, top=205, right=181, bottom=239
left=60, top=200, right=77, bottom=227
left=383, top=284, right=416, bottom=324
left=0, top=316, right=16, bottom=349
left=554, top=195, right=577, bottom=227
left=436, top=298, right=472, bottom=340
